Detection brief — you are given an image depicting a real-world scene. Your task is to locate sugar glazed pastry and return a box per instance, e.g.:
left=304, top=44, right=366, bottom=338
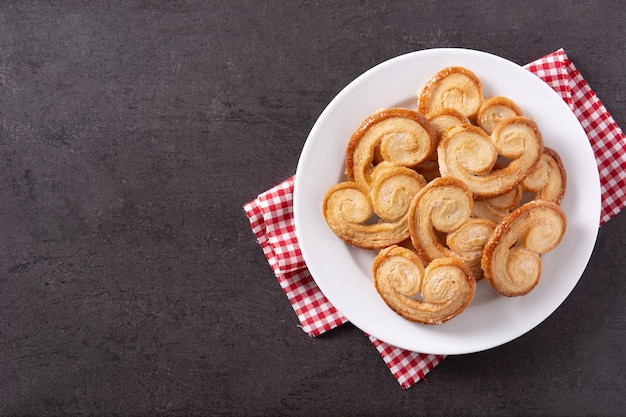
left=407, top=177, right=497, bottom=280
left=372, top=245, right=475, bottom=324
left=477, top=96, right=523, bottom=135
left=323, top=108, right=433, bottom=250
left=418, top=66, right=483, bottom=121
left=345, top=107, right=436, bottom=189
left=322, top=65, right=568, bottom=324
left=482, top=200, right=567, bottom=296
left=522, top=147, right=567, bottom=204
left=323, top=166, right=426, bottom=249
left=437, top=116, right=543, bottom=199
left=414, top=108, right=471, bottom=181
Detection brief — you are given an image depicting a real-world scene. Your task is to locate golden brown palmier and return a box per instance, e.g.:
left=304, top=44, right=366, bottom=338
left=372, top=245, right=476, bottom=324
left=438, top=116, right=543, bottom=199
left=345, top=108, right=436, bottom=190
left=522, top=147, right=567, bottom=205
left=482, top=200, right=567, bottom=297
left=427, top=108, right=471, bottom=141
left=323, top=167, right=426, bottom=249
left=418, top=66, right=483, bottom=121
left=370, top=166, right=427, bottom=222
left=477, top=96, right=523, bottom=135
left=414, top=108, right=472, bottom=181
left=446, top=218, right=497, bottom=279
left=407, top=177, right=474, bottom=262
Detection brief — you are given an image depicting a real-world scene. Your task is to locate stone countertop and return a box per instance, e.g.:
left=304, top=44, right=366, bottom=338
left=0, top=1, right=624, bottom=416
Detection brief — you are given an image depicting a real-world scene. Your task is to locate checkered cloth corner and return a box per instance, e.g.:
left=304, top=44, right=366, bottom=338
left=244, top=177, right=348, bottom=336
left=279, top=268, right=347, bottom=336
left=244, top=49, right=626, bottom=389
left=368, top=335, right=445, bottom=389
left=525, top=48, right=626, bottom=225
left=244, top=177, right=307, bottom=275
left=244, top=176, right=440, bottom=384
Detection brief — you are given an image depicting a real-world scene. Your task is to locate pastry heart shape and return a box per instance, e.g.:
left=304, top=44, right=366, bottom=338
left=438, top=116, right=543, bottom=199
left=482, top=200, right=567, bottom=296
left=323, top=166, right=426, bottom=249
left=477, top=96, right=523, bottom=135
left=408, top=177, right=495, bottom=278
left=418, top=66, right=483, bottom=121
left=372, top=245, right=475, bottom=324
left=345, top=108, right=435, bottom=191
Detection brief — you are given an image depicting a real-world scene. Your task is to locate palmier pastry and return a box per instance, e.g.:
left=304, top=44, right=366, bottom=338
left=482, top=200, right=567, bottom=297
left=415, top=109, right=472, bottom=181
left=418, top=66, right=483, bottom=121
left=323, top=166, right=426, bottom=249
left=472, top=185, right=523, bottom=223
left=372, top=245, right=475, bottom=324
left=446, top=218, right=497, bottom=279
left=477, top=96, right=523, bottom=135
left=407, top=177, right=474, bottom=262
left=521, top=147, right=567, bottom=205
left=345, top=108, right=436, bottom=190
left=370, top=166, right=427, bottom=222
left=438, top=116, right=543, bottom=199
left=427, top=108, right=471, bottom=141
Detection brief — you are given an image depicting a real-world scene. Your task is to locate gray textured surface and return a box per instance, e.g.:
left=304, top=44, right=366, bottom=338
left=0, top=1, right=625, bottom=416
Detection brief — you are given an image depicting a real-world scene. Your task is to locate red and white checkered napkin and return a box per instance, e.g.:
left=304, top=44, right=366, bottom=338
left=526, top=49, right=626, bottom=224
left=243, top=177, right=444, bottom=388
left=243, top=49, right=626, bottom=389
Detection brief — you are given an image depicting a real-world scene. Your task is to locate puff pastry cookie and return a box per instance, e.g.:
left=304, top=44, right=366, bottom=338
left=372, top=245, right=475, bottom=324
left=323, top=166, right=426, bottom=249
left=418, top=66, right=483, bottom=121
left=477, top=96, right=523, bottom=135
left=345, top=108, right=436, bottom=190
left=438, top=116, right=543, bottom=199
left=522, top=147, right=567, bottom=205
left=482, top=200, right=567, bottom=296
left=408, top=177, right=495, bottom=279
left=408, top=177, right=474, bottom=262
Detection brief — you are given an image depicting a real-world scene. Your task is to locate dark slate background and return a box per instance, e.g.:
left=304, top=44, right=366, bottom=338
left=0, top=1, right=624, bottom=416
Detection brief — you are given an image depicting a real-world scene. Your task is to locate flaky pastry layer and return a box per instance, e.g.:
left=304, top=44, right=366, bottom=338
left=408, top=177, right=474, bottom=262
left=522, top=147, right=567, bottom=204
left=477, top=96, right=523, bottom=135
left=481, top=200, right=567, bottom=296
left=323, top=166, right=426, bottom=249
left=372, top=245, right=475, bottom=324
left=438, top=116, right=543, bottom=199
left=345, top=108, right=436, bottom=190
left=418, top=66, right=483, bottom=121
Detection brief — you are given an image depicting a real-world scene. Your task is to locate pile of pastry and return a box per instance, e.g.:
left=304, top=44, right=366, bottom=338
left=322, top=66, right=567, bottom=325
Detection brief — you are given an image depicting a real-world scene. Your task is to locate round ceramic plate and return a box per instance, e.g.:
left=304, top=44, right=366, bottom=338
left=293, top=48, right=600, bottom=355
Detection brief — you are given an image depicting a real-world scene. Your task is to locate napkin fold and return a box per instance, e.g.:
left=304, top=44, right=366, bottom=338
left=243, top=49, right=626, bottom=389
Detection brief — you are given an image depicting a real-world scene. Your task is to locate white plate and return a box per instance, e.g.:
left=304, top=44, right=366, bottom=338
left=293, top=48, right=600, bottom=355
